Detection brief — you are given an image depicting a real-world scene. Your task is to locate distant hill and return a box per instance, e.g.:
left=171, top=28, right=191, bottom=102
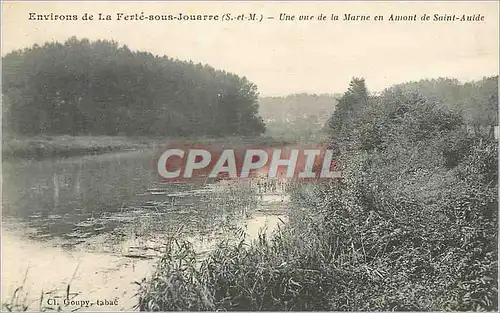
left=258, top=93, right=340, bottom=141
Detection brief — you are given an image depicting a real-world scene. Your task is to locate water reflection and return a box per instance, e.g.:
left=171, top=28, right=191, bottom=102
left=2, top=149, right=292, bottom=311
left=2, top=149, right=259, bottom=243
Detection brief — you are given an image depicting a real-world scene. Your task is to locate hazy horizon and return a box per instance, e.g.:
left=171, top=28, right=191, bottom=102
left=2, top=1, right=498, bottom=96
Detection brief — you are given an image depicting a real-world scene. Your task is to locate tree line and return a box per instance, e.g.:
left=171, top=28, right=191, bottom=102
left=2, top=37, right=266, bottom=137
left=327, top=76, right=498, bottom=143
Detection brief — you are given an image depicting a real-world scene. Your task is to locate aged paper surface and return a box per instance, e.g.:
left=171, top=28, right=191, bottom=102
left=1, top=1, right=498, bottom=311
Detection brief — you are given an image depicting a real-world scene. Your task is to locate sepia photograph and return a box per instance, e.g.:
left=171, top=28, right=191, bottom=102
left=1, top=1, right=499, bottom=311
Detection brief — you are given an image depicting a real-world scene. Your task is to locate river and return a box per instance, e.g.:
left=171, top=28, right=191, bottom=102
left=1, top=148, right=290, bottom=311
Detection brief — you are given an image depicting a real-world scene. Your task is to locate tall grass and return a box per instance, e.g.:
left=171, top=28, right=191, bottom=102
left=137, top=131, right=497, bottom=311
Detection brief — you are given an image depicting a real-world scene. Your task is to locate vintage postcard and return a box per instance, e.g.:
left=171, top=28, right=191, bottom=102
left=1, top=1, right=498, bottom=311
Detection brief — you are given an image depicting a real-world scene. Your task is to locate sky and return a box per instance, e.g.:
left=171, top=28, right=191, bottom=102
left=2, top=1, right=499, bottom=96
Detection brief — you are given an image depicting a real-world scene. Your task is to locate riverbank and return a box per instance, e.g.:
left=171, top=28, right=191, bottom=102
left=1, top=135, right=293, bottom=160
left=138, top=140, right=498, bottom=311
left=2, top=135, right=153, bottom=160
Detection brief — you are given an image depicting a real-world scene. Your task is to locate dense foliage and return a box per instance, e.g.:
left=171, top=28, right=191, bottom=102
left=318, top=77, right=498, bottom=310
left=389, top=77, right=498, bottom=136
left=2, top=37, right=265, bottom=137
left=138, top=76, right=498, bottom=311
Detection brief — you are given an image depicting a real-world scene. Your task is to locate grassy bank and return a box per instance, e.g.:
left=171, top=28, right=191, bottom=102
left=1, top=134, right=294, bottom=160
left=1, top=135, right=155, bottom=160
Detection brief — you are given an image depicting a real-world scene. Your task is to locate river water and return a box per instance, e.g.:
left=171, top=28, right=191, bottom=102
left=1, top=148, right=290, bottom=311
